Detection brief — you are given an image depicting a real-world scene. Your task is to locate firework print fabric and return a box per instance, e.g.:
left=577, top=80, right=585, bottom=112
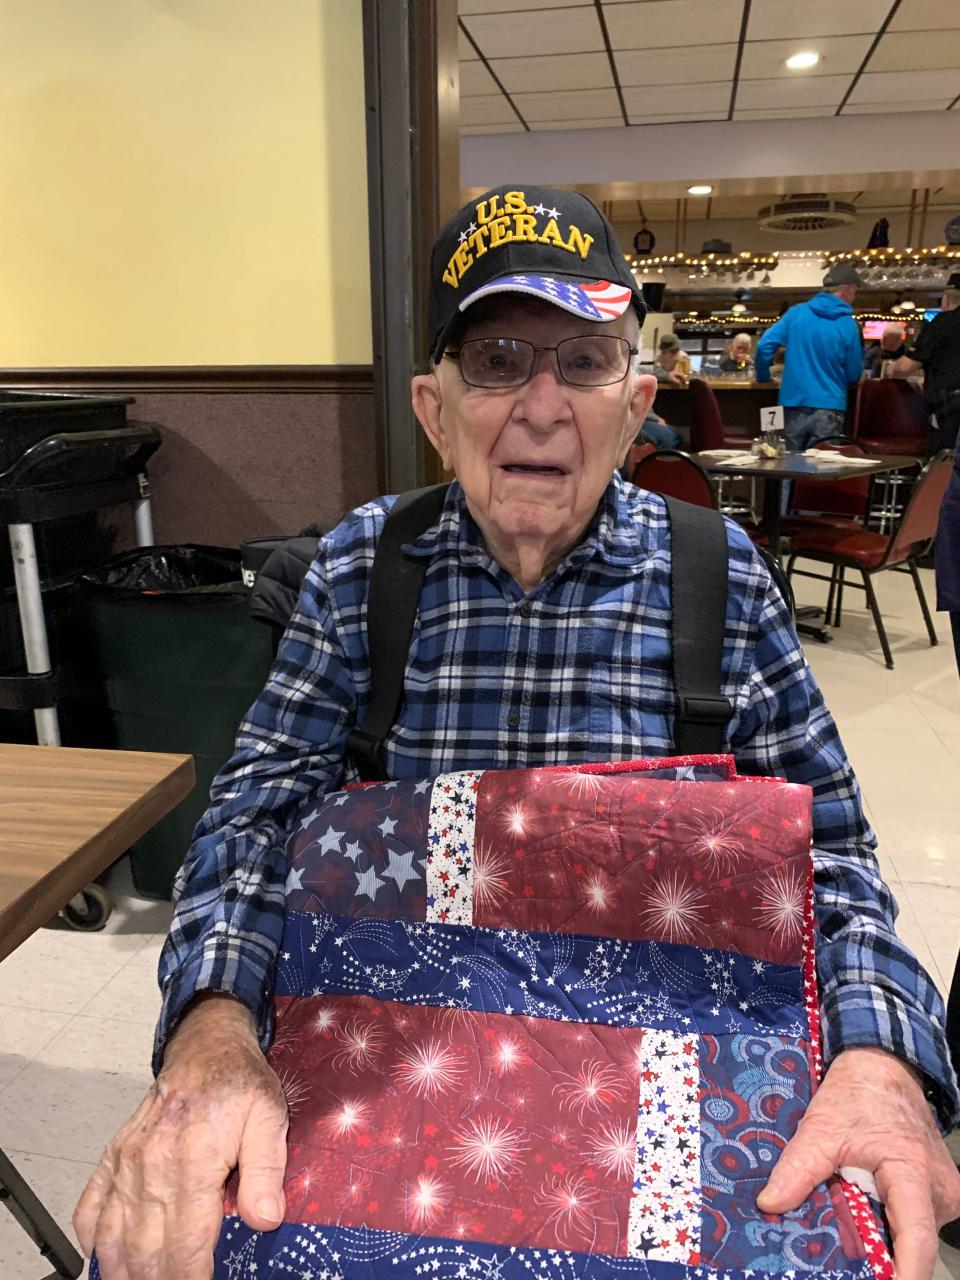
left=99, top=756, right=895, bottom=1280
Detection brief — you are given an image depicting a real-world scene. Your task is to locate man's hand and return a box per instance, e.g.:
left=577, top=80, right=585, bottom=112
left=757, top=1046, right=960, bottom=1280
left=667, top=369, right=687, bottom=386
left=74, top=995, right=289, bottom=1280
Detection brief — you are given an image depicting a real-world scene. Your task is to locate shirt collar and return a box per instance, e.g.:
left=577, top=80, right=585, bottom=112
left=404, top=471, right=656, bottom=571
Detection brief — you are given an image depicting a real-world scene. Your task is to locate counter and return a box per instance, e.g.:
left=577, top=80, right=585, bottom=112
left=653, top=381, right=780, bottom=434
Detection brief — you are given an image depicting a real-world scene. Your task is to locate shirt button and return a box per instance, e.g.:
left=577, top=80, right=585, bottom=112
left=517, top=602, right=533, bottom=618
left=507, top=712, right=521, bottom=727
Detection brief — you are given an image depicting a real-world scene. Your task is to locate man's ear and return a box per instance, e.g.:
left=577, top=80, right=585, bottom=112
left=619, top=372, right=657, bottom=462
left=411, top=373, right=453, bottom=470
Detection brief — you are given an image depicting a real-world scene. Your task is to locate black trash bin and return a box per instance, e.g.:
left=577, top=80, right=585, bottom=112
left=78, top=546, right=274, bottom=899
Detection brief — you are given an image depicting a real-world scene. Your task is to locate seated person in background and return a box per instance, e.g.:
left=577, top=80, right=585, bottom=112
left=655, top=332, right=688, bottom=384
left=638, top=408, right=683, bottom=450
left=864, top=324, right=907, bottom=378
left=714, top=331, right=755, bottom=374
left=76, top=184, right=960, bottom=1280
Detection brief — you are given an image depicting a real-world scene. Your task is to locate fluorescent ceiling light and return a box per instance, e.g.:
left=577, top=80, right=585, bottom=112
left=687, top=184, right=713, bottom=196
left=786, top=50, right=820, bottom=70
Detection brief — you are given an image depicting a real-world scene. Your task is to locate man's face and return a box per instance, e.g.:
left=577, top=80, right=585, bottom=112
left=881, top=329, right=903, bottom=351
left=412, top=300, right=654, bottom=557
left=658, top=346, right=679, bottom=370
left=730, top=337, right=752, bottom=361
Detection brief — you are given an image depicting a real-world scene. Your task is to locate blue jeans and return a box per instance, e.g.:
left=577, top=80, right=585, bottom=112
left=783, top=406, right=846, bottom=453
left=639, top=416, right=683, bottom=450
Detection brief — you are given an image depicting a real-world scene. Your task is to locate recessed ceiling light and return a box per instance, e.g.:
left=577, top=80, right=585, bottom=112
left=786, top=50, right=820, bottom=70
left=687, top=184, right=713, bottom=196
left=731, top=302, right=747, bottom=314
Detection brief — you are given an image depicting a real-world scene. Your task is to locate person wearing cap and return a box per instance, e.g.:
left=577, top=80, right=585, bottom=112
left=78, top=187, right=959, bottom=1280
left=755, top=265, right=865, bottom=451
left=890, top=276, right=960, bottom=454
left=655, top=332, right=688, bottom=384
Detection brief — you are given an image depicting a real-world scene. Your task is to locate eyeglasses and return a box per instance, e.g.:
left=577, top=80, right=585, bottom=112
left=443, top=336, right=639, bottom=389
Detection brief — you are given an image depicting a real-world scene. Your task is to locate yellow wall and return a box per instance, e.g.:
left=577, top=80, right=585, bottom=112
left=0, top=0, right=371, bottom=366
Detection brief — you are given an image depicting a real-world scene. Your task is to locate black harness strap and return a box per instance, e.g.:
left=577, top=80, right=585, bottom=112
left=346, top=484, right=450, bottom=780
left=663, top=496, right=733, bottom=755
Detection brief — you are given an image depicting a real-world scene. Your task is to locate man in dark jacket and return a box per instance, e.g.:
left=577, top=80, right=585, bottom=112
left=891, top=278, right=960, bottom=454
left=756, top=265, right=864, bottom=451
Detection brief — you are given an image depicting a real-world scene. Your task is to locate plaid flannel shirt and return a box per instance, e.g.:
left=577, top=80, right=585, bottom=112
left=155, top=474, right=959, bottom=1128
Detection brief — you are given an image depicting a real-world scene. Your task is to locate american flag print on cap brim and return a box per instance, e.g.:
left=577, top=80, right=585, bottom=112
left=99, top=755, right=893, bottom=1280
left=460, top=274, right=634, bottom=322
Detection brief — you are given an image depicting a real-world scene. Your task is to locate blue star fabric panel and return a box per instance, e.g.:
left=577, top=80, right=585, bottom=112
left=286, top=778, right=433, bottom=918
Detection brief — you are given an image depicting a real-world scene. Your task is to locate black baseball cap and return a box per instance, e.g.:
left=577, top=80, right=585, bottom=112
left=429, top=185, right=646, bottom=362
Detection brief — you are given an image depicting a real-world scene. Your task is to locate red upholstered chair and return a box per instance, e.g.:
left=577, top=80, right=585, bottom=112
left=624, top=441, right=656, bottom=478
left=852, top=378, right=929, bottom=456
left=687, top=378, right=753, bottom=452
left=631, top=449, right=717, bottom=509
left=785, top=452, right=952, bottom=668
left=781, top=439, right=872, bottom=536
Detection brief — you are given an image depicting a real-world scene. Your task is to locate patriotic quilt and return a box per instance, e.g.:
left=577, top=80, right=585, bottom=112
left=202, top=757, right=896, bottom=1278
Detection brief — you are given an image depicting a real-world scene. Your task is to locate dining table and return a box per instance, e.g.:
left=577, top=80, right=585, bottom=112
left=694, top=449, right=921, bottom=560
left=0, top=743, right=194, bottom=1278
left=693, top=449, right=921, bottom=645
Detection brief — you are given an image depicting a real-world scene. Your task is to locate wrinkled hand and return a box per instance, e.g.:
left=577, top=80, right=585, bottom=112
left=667, top=370, right=687, bottom=386
left=74, top=995, right=289, bottom=1280
left=757, top=1046, right=960, bottom=1280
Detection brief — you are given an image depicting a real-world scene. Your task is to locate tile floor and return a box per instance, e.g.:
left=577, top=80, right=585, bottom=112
left=1, top=564, right=958, bottom=1278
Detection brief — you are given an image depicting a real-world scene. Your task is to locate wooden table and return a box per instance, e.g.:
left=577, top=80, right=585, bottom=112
left=0, top=743, right=194, bottom=1277
left=694, top=452, right=920, bottom=560
left=0, top=744, right=195, bottom=964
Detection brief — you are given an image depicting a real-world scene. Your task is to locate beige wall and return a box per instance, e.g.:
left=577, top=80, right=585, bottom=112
left=0, top=0, right=371, bottom=366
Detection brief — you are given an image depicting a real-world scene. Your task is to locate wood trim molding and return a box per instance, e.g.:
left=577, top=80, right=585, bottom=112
left=0, top=365, right=374, bottom=393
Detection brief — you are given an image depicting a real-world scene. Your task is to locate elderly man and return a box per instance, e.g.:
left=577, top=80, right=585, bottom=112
left=864, top=323, right=907, bottom=378
left=76, top=187, right=959, bottom=1280
left=715, top=331, right=755, bottom=374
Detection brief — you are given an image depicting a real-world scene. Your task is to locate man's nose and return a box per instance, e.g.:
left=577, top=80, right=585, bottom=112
left=513, top=351, right=573, bottom=429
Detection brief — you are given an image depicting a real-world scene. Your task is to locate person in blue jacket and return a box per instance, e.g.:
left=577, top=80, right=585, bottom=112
left=756, top=264, right=864, bottom=451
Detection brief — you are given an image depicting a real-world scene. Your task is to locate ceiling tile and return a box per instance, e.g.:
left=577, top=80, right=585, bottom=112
left=460, top=8, right=602, bottom=60
left=734, top=105, right=838, bottom=119
left=602, top=0, right=744, bottom=50
left=511, top=86, right=622, bottom=121
left=888, top=0, right=960, bottom=32
left=746, top=0, right=879, bottom=40
left=847, top=68, right=960, bottom=104
left=736, top=73, right=851, bottom=109
left=739, top=34, right=872, bottom=80
left=460, top=122, right=527, bottom=135
left=460, top=0, right=588, bottom=12
left=616, top=43, right=736, bottom=87
left=870, top=30, right=960, bottom=73
left=528, top=117, right=625, bottom=131
left=491, top=51, right=613, bottom=94
left=623, top=81, right=730, bottom=117
left=460, top=93, right=520, bottom=127
left=843, top=98, right=954, bottom=114
left=460, top=60, right=500, bottom=96
left=458, top=28, right=477, bottom=60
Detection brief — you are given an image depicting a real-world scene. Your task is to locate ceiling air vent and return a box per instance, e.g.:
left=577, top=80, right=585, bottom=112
left=757, top=194, right=857, bottom=232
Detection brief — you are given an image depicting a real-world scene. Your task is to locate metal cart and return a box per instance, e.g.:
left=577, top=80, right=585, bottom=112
left=1, top=418, right=161, bottom=931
